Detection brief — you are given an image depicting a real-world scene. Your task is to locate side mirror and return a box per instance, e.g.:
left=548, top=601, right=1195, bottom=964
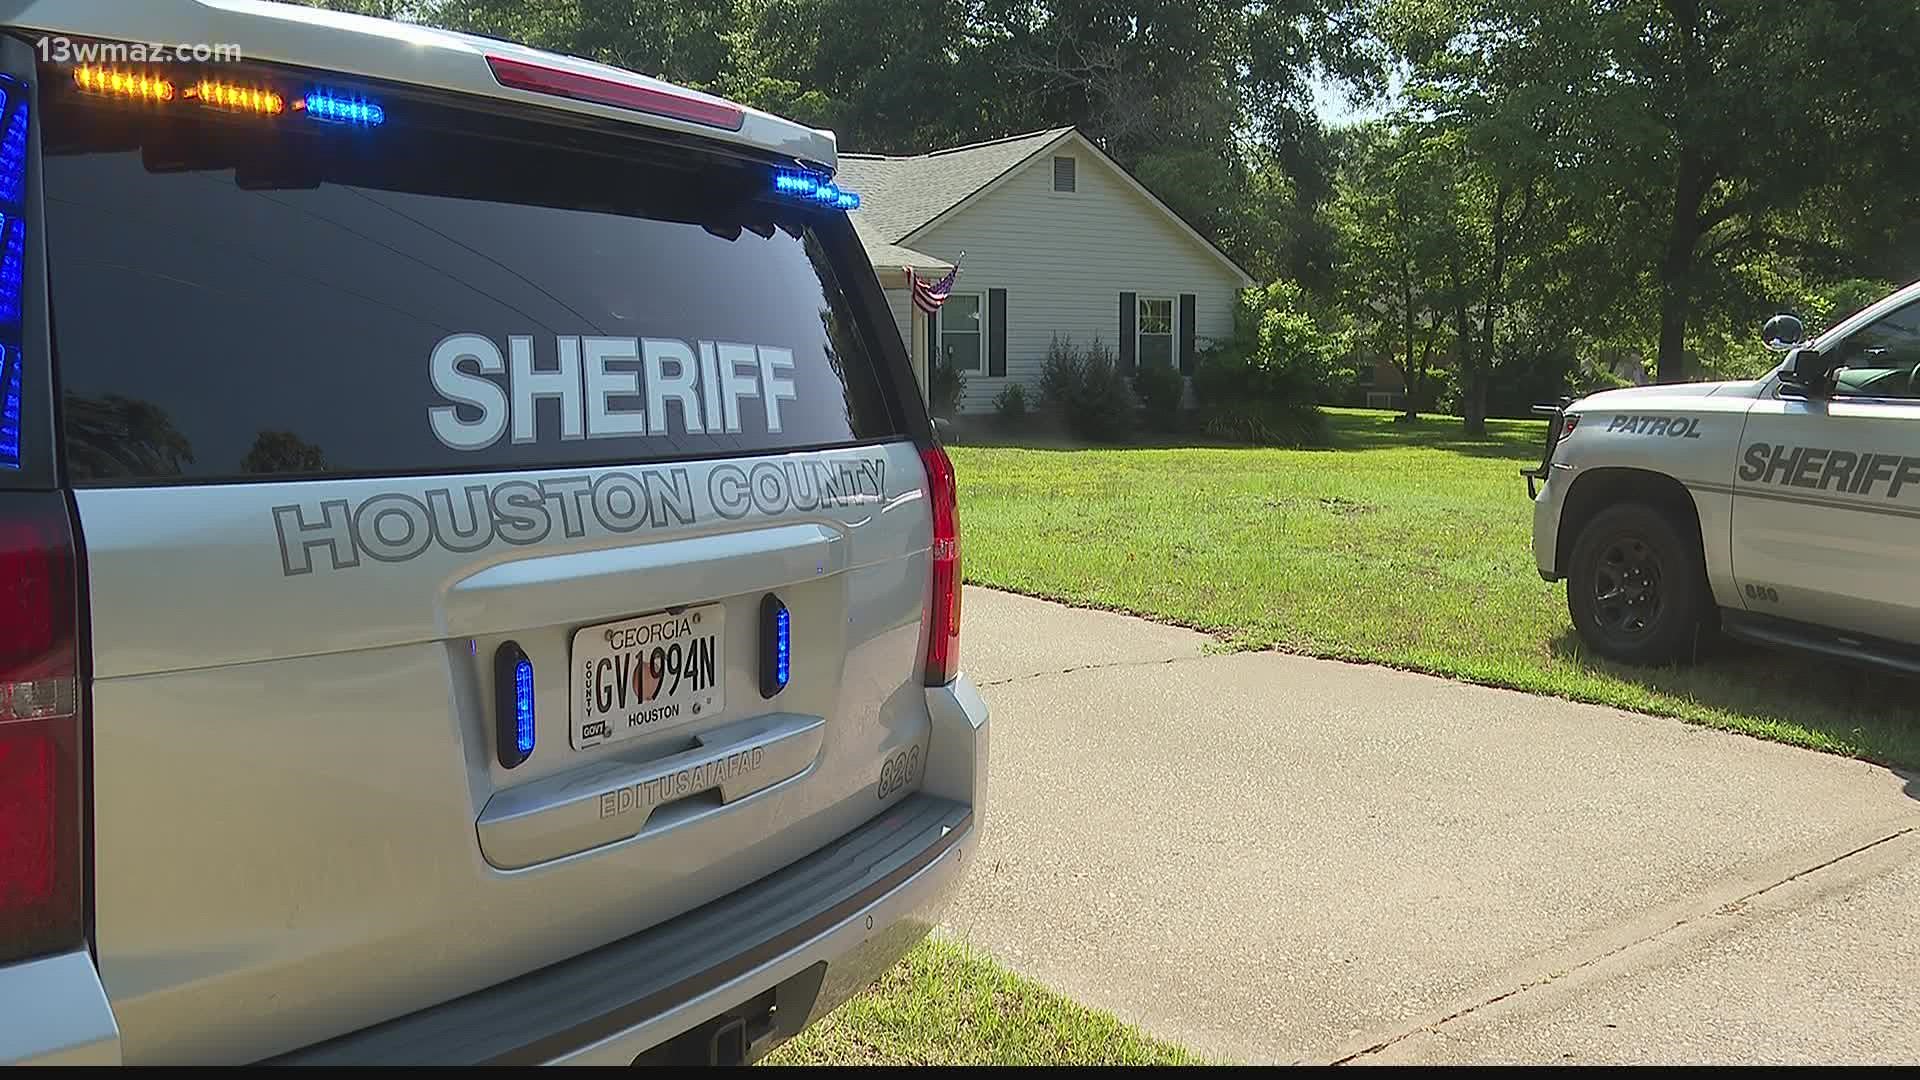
left=1779, top=346, right=1834, bottom=393
left=1762, top=313, right=1806, bottom=353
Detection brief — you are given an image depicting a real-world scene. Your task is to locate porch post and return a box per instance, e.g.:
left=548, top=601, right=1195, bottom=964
left=907, top=271, right=930, bottom=408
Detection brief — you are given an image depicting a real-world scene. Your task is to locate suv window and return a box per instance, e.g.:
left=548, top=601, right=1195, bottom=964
left=1832, top=300, right=1920, bottom=401
left=41, top=67, right=899, bottom=485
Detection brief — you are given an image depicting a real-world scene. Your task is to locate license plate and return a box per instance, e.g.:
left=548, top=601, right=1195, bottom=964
left=572, top=604, right=724, bottom=749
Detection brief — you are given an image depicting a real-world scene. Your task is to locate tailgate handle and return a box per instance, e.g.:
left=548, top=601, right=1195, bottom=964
left=476, top=713, right=825, bottom=870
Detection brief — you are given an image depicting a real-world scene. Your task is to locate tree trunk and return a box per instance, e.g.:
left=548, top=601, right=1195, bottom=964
left=1399, top=256, right=1420, bottom=422
left=1656, top=0, right=1708, bottom=384
left=1447, top=246, right=1482, bottom=436
left=1657, top=154, right=1707, bottom=384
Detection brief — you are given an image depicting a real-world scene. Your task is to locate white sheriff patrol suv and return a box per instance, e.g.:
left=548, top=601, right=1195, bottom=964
left=1529, top=280, right=1920, bottom=672
left=0, top=0, right=986, bottom=1065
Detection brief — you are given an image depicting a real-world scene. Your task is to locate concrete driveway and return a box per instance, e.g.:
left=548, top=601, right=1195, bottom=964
left=945, top=587, right=1920, bottom=1065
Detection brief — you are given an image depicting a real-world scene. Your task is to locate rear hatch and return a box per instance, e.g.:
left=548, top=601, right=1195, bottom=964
left=33, top=50, right=938, bottom=1062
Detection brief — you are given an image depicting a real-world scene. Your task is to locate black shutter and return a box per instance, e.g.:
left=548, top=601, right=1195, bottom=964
left=1119, top=292, right=1136, bottom=373
left=926, top=304, right=938, bottom=367
left=988, top=288, right=1007, bottom=377
left=1179, top=293, right=1197, bottom=374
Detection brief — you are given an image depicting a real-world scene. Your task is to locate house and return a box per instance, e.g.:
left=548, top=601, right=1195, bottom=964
left=835, top=127, right=1256, bottom=415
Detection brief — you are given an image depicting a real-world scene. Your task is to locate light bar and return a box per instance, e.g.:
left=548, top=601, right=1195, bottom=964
left=0, top=218, right=22, bottom=326
left=486, top=55, right=745, bottom=132
left=0, top=108, right=25, bottom=205
left=188, top=80, right=283, bottom=116
left=772, top=169, right=861, bottom=211
left=73, top=66, right=174, bottom=103
left=0, top=347, right=19, bottom=471
left=301, top=92, right=384, bottom=126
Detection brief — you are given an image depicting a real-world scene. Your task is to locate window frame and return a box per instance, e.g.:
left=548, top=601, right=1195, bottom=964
left=1816, top=298, right=1920, bottom=405
left=938, top=291, right=987, bottom=374
left=1050, top=155, right=1077, bottom=195
left=1136, top=295, right=1175, bottom=368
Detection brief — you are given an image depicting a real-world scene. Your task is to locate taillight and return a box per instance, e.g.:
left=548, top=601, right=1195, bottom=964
left=0, top=493, right=84, bottom=962
left=1562, top=413, right=1580, bottom=439
left=485, top=56, right=746, bottom=132
left=922, top=445, right=961, bottom=686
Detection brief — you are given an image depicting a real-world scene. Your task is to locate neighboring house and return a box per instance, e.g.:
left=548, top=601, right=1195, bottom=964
left=1356, top=359, right=1408, bottom=411
left=836, top=127, right=1256, bottom=415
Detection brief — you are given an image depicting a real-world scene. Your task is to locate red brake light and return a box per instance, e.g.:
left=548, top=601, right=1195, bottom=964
left=0, top=494, right=84, bottom=962
left=1562, top=413, right=1580, bottom=438
left=485, top=56, right=746, bottom=132
left=922, top=445, right=962, bottom=686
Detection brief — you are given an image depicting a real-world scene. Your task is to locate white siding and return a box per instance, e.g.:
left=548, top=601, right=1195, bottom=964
left=907, top=137, right=1248, bottom=414
left=881, top=286, right=927, bottom=402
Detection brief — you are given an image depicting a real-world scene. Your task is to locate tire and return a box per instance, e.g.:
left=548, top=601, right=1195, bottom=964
left=1566, top=502, right=1710, bottom=667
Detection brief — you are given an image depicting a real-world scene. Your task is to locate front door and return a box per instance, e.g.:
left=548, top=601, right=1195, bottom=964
left=1731, top=299, right=1920, bottom=645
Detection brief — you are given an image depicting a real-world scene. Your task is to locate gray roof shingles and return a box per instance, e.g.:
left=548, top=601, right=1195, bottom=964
left=837, top=128, right=1073, bottom=260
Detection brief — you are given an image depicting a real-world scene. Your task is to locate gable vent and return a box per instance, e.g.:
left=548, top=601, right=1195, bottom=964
left=1052, top=155, right=1076, bottom=193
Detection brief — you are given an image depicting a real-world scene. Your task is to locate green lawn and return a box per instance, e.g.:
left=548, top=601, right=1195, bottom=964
left=763, top=938, right=1201, bottom=1066
left=951, top=407, right=1920, bottom=769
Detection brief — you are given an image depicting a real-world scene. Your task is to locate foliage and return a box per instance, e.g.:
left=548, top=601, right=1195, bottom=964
left=1187, top=284, right=1344, bottom=445
left=1129, top=364, right=1185, bottom=427
left=1039, top=335, right=1134, bottom=442
left=767, top=938, right=1203, bottom=1065
left=286, top=0, right=1382, bottom=294
left=1375, top=0, right=1920, bottom=390
left=1331, top=124, right=1455, bottom=420
left=1201, top=401, right=1330, bottom=447
left=1193, top=282, right=1347, bottom=410
left=929, top=353, right=967, bottom=417
left=992, top=383, right=1030, bottom=423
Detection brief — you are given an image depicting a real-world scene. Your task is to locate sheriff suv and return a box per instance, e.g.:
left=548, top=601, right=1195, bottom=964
left=0, top=0, right=985, bottom=1065
left=1528, top=280, right=1920, bottom=676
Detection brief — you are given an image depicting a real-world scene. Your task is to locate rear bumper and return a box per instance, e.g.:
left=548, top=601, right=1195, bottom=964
left=0, top=950, right=121, bottom=1064
left=274, top=675, right=990, bottom=1066
left=0, top=675, right=990, bottom=1067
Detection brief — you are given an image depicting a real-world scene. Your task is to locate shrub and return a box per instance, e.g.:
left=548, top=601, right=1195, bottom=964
left=992, top=383, right=1029, bottom=423
left=1202, top=401, right=1330, bottom=447
left=1190, top=281, right=1345, bottom=446
left=1130, top=364, right=1185, bottom=429
left=929, top=354, right=967, bottom=417
left=1039, top=334, right=1135, bottom=442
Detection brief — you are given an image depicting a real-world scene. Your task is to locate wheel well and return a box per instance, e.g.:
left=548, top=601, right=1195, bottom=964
left=1555, top=468, right=1705, bottom=575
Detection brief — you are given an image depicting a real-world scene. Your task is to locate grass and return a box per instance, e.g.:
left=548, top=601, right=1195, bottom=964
left=763, top=937, right=1202, bottom=1066
left=949, top=406, right=1920, bottom=769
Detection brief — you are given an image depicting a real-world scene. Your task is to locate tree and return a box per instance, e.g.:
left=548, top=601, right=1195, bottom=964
left=1381, top=0, right=1920, bottom=383
left=1333, top=124, right=1455, bottom=420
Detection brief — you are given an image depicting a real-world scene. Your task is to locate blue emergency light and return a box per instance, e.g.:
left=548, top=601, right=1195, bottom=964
left=302, top=91, right=384, bottom=126
left=773, top=169, right=860, bottom=210
left=495, top=642, right=535, bottom=768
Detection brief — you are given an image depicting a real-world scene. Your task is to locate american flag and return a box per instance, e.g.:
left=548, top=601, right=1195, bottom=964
left=910, top=253, right=964, bottom=314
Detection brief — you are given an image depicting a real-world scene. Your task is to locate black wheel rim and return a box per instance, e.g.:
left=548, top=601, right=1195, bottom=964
left=1590, top=534, right=1664, bottom=638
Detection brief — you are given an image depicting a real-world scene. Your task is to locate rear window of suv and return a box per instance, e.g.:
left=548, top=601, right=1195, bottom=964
left=39, top=62, right=901, bottom=485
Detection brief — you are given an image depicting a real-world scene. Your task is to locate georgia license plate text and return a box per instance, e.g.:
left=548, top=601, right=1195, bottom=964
left=573, top=605, right=723, bottom=749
